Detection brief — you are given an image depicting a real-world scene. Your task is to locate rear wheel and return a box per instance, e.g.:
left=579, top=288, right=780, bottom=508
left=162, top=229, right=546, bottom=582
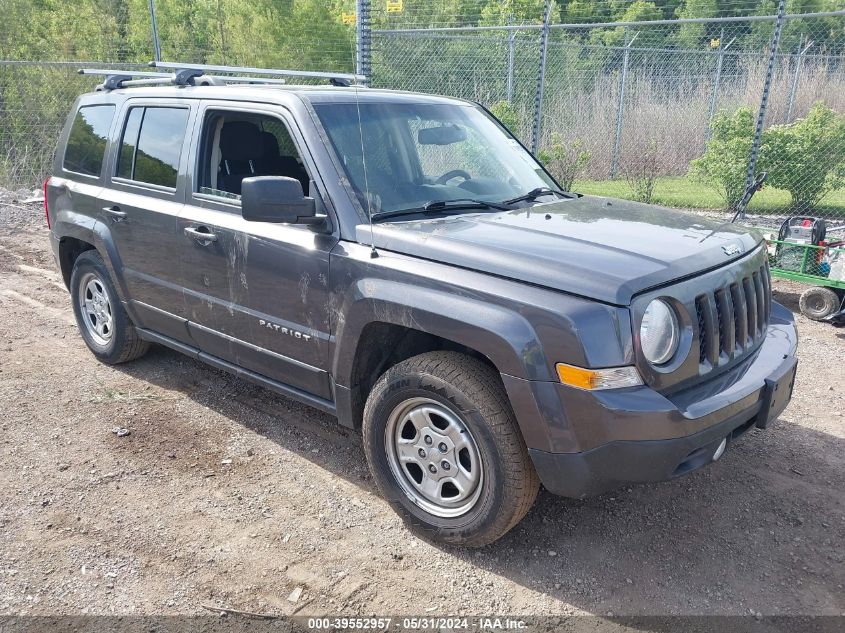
left=799, top=286, right=840, bottom=320
left=362, top=351, right=539, bottom=547
left=70, top=250, right=149, bottom=364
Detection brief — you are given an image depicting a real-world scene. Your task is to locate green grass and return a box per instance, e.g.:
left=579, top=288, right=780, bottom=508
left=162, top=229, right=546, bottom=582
left=571, top=175, right=845, bottom=217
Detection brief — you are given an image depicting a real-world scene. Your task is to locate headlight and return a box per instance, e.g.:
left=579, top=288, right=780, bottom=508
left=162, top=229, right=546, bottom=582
left=640, top=299, right=679, bottom=365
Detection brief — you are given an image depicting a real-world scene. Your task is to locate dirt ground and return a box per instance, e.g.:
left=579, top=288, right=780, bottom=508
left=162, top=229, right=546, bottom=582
left=1, top=194, right=844, bottom=621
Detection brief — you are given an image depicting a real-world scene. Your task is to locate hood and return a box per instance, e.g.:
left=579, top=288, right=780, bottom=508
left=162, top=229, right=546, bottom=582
left=359, top=196, right=762, bottom=305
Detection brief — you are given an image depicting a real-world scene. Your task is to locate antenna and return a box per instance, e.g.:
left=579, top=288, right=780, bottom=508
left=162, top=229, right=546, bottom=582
left=351, top=48, right=377, bottom=258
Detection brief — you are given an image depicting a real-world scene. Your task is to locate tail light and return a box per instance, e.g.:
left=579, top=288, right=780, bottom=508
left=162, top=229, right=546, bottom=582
left=43, top=177, right=51, bottom=228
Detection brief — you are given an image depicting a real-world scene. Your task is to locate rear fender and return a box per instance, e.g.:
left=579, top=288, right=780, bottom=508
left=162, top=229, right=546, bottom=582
left=52, top=212, right=131, bottom=308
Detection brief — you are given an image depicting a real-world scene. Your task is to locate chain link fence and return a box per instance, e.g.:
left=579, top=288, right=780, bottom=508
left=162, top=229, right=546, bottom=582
left=2, top=1, right=845, bottom=237
left=371, top=8, right=845, bottom=231
left=0, top=0, right=355, bottom=192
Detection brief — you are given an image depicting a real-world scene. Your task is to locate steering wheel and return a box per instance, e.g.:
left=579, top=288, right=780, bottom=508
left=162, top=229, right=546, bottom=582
left=435, top=169, right=472, bottom=185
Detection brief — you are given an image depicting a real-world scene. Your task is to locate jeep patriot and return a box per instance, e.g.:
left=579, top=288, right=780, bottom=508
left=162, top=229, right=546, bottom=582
left=45, top=67, right=798, bottom=545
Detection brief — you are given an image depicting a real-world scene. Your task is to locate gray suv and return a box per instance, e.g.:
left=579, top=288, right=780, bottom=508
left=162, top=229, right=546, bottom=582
left=46, top=67, right=798, bottom=546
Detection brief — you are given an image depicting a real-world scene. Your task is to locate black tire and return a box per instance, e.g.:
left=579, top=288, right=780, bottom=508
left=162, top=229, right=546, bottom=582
left=799, top=286, right=840, bottom=321
left=362, top=351, right=539, bottom=547
left=69, top=250, right=149, bottom=364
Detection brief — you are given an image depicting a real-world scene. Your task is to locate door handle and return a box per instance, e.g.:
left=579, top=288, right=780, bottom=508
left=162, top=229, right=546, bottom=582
left=184, top=226, right=218, bottom=243
left=103, top=206, right=127, bottom=222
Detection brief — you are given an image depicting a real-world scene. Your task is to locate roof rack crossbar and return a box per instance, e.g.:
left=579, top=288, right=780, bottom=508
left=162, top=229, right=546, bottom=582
left=149, top=60, right=364, bottom=82
left=79, top=68, right=176, bottom=91
left=80, top=68, right=290, bottom=88
left=79, top=68, right=169, bottom=79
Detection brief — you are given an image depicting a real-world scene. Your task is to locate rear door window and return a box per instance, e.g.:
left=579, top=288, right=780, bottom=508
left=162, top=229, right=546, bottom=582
left=116, top=106, right=190, bottom=189
left=63, top=105, right=116, bottom=177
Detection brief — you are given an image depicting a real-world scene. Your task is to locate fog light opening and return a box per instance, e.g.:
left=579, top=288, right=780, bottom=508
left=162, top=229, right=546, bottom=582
left=712, top=437, right=728, bottom=462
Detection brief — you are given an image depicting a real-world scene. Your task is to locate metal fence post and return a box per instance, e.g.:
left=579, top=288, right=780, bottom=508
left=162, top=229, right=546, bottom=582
left=786, top=35, right=812, bottom=122
left=356, top=0, right=371, bottom=86
left=531, top=1, right=552, bottom=154
left=148, top=0, right=161, bottom=62
left=506, top=21, right=516, bottom=103
left=707, top=28, right=736, bottom=134
left=610, top=31, right=636, bottom=179
left=741, top=0, right=786, bottom=218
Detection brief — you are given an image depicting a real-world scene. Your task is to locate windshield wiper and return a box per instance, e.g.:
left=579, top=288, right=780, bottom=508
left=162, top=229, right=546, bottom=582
left=372, top=198, right=510, bottom=222
left=502, top=187, right=570, bottom=206
left=423, top=198, right=511, bottom=212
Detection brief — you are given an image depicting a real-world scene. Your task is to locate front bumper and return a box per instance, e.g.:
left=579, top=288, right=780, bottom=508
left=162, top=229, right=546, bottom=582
left=506, top=303, right=798, bottom=498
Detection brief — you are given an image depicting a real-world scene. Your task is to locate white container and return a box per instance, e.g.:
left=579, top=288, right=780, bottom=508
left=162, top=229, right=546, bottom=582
left=828, top=248, right=845, bottom=282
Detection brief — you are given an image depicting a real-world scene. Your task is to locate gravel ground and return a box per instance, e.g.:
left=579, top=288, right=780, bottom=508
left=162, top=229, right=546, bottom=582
left=0, top=198, right=843, bottom=621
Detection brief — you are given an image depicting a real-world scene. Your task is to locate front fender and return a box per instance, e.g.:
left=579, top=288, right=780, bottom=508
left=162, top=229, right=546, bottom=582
left=331, top=278, right=551, bottom=386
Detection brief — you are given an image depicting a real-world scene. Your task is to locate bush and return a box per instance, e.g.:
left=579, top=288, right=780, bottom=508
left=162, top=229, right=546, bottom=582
left=623, top=138, right=661, bottom=204
left=489, top=100, right=521, bottom=134
left=761, top=102, right=845, bottom=212
left=537, top=134, right=591, bottom=191
left=690, top=102, right=845, bottom=212
left=689, top=107, right=755, bottom=211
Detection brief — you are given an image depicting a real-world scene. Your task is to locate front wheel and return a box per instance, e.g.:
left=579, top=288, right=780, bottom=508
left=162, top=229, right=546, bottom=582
left=362, top=352, right=539, bottom=547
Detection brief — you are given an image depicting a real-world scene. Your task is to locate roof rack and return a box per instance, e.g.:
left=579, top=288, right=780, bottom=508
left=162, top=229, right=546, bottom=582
left=79, top=61, right=363, bottom=92
left=149, top=61, right=363, bottom=85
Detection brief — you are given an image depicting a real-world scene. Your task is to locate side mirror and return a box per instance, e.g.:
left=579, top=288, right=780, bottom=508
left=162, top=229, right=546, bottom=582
left=241, top=176, right=319, bottom=224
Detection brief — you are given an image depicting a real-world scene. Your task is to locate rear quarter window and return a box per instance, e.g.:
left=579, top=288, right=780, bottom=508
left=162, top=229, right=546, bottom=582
left=63, top=105, right=116, bottom=177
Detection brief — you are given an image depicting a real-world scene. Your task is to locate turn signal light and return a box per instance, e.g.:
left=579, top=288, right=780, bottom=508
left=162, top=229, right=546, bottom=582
left=556, top=363, right=643, bottom=390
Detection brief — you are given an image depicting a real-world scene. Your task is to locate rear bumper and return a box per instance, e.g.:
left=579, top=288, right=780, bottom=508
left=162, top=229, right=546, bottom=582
left=506, top=303, right=798, bottom=498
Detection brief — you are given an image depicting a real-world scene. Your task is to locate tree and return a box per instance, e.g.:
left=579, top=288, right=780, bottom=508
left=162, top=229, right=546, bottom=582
left=595, top=1, right=665, bottom=48
left=480, top=0, right=546, bottom=26
left=675, top=0, right=718, bottom=49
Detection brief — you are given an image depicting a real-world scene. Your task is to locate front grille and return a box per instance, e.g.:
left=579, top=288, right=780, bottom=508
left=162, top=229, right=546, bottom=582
left=694, top=262, right=771, bottom=370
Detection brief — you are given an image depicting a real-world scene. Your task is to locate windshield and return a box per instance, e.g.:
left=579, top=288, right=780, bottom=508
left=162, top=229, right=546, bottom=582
left=312, top=102, right=557, bottom=217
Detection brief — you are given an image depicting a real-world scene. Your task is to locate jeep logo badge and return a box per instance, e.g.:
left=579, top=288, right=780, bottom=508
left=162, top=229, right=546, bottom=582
left=722, top=243, right=743, bottom=256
